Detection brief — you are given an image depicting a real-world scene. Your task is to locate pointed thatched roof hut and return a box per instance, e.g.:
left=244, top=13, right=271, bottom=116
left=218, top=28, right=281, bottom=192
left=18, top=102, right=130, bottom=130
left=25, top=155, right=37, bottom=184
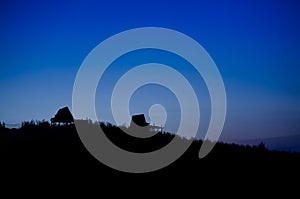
left=51, top=107, right=74, bottom=125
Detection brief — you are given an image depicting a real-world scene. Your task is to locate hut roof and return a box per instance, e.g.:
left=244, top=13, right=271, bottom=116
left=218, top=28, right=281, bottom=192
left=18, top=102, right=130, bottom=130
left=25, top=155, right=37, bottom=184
left=130, top=114, right=149, bottom=127
left=51, top=106, right=73, bottom=124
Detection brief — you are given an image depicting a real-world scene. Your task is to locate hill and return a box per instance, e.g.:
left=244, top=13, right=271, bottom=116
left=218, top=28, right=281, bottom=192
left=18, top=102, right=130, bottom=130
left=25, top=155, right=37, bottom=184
left=0, top=121, right=299, bottom=194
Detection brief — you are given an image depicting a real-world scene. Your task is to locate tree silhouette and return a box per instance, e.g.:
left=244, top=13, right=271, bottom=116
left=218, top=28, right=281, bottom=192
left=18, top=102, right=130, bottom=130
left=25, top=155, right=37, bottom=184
left=0, top=122, right=5, bottom=129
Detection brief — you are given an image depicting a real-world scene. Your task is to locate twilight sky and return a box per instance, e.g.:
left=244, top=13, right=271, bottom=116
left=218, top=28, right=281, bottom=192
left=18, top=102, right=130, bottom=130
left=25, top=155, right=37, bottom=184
left=1, top=0, right=300, bottom=147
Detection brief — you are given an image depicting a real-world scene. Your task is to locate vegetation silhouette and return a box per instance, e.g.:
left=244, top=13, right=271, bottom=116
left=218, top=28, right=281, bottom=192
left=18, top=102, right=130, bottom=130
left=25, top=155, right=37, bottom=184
left=0, top=108, right=299, bottom=191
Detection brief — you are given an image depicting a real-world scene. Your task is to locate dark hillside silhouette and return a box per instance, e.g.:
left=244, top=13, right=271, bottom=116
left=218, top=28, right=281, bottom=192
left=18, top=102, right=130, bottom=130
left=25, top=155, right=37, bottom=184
left=0, top=108, right=299, bottom=193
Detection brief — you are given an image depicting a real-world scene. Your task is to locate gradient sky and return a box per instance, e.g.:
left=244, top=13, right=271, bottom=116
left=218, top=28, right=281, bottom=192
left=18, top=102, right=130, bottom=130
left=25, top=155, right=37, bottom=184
left=1, top=0, right=300, bottom=147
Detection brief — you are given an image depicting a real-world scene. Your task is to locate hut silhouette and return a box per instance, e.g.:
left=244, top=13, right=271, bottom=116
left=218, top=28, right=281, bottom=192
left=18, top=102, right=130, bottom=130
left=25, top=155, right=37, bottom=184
left=130, top=114, right=149, bottom=127
left=129, top=114, right=162, bottom=133
left=51, top=107, right=74, bottom=125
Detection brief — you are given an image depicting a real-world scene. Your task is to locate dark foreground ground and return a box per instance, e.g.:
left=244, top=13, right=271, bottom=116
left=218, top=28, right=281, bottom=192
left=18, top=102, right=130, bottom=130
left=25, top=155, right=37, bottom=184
left=0, top=122, right=299, bottom=195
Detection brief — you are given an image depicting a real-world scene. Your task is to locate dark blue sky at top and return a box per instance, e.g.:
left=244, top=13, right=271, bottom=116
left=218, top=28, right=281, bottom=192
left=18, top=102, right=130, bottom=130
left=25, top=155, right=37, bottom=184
left=0, top=0, right=300, bottom=144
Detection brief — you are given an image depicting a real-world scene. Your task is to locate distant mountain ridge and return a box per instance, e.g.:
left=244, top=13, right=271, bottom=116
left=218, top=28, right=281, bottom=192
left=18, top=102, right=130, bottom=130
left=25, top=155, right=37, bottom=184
left=238, top=134, right=300, bottom=152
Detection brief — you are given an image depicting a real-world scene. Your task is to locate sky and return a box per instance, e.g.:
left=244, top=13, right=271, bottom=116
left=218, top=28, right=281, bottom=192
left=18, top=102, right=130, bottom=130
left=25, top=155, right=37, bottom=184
left=1, top=0, right=300, bottom=148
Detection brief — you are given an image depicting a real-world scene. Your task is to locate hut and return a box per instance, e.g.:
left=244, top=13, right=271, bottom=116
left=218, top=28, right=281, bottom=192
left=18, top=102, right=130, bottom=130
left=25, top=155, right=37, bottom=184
left=51, top=107, right=74, bottom=125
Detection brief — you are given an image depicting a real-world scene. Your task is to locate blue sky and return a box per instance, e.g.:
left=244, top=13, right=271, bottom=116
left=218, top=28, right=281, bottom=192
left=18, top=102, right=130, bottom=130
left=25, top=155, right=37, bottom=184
left=1, top=0, right=300, bottom=146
